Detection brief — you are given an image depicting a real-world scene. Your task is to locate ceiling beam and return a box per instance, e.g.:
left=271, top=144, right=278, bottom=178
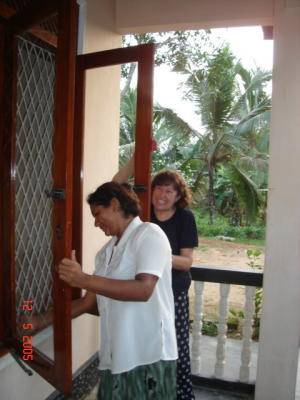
left=0, top=1, right=57, bottom=47
left=7, top=0, right=59, bottom=35
left=262, top=25, right=273, bottom=40
left=0, top=1, right=14, bottom=18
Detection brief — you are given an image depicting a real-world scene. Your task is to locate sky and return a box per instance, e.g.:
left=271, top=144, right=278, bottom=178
left=153, top=26, right=274, bottom=131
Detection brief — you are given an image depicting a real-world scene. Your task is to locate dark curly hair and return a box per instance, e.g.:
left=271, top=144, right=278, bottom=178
left=151, top=170, right=192, bottom=209
left=87, top=182, right=141, bottom=217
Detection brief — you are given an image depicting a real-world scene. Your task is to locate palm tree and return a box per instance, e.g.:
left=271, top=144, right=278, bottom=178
left=119, top=45, right=272, bottom=225
left=186, top=48, right=270, bottom=221
left=153, top=46, right=271, bottom=224
left=119, top=87, right=137, bottom=167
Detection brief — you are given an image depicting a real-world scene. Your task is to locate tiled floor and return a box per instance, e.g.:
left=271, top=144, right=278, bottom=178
left=82, top=383, right=252, bottom=400
left=194, top=387, right=253, bottom=400
left=47, top=335, right=256, bottom=400
left=80, top=384, right=97, bottom=400
left=48, top=334, right=300, bottom=399
left=77, top=335, right=256, bottom=400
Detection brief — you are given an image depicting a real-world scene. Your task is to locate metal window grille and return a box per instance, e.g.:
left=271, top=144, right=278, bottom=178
left=15, top=37, right=56, bottom=331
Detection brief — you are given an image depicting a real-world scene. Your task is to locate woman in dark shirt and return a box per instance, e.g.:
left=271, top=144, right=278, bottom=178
left=114, top=164, right=198, bottom=400
left=150, top=170, right=198, bottom=400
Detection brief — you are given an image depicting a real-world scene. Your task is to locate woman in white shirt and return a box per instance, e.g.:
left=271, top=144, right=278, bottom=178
left=58, top=182, right=177, bottom=399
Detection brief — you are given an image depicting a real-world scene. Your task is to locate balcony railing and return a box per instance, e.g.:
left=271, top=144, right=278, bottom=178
left=190, top=265, right=263, bottom=395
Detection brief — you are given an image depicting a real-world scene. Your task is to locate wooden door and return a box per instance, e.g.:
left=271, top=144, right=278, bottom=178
left=74, top=43, right=155, bottom=228
left=0, top=0, right=77, bottom=394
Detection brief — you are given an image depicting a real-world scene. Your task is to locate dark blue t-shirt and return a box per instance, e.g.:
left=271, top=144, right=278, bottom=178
left=151, top=207, right=198, bottom=295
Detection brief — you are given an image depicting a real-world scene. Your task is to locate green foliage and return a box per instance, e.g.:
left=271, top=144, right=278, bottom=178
left=215, top=165, right=265, bottom=225
left=228, top=308, right=245, bottom=332
left=122, top=30, right=214, bottom=71
left=184, top=46, right=237, bottom=133
left=246, top=248, right=263, bottom=269
left=252, top=288, right=263, bottom=340
left=193, top=209, right=265, bottom=240
left=246, top=249, right=264, bottom=340
left=201, top=311, right=245, bottom=337
left=201, top=320, right=218, bottom=336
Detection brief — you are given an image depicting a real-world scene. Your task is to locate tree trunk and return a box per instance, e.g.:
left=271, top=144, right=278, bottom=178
left=208, top=164, right=216, bottom=224
left=121, top=63, right=137, bottom=97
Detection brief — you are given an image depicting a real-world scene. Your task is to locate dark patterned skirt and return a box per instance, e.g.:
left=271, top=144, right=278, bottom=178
left=174, top=290, right=195, bottom=400
left=97, top=360, right=177, bottom=400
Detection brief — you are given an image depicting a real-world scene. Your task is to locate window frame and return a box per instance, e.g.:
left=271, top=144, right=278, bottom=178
left=0, top=0, right=78, bottom=394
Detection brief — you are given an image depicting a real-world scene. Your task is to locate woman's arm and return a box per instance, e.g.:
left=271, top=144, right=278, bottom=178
left=58, top=258, right=158, bottom=302
left=71, top=291, right=98, bottom=317
left=112, top=155, right=134, bottom=183
left=83, top=273, right=158, bottom=301
left=172, top=248, right=194, bottom=272
left=28, top=291, right=98, bottom=332
left=112, top=140, right=156, bottom=183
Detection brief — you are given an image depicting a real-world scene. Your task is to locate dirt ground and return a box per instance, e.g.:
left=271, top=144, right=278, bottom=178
left=189, top=237, right=265, bottom=320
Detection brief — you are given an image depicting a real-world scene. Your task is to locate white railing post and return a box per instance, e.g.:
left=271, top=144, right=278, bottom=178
left=191, top=281, right=204, bottom=375
left=214, top=283, right=230, bottom=378
left=239, top=285, right=255, bottom=382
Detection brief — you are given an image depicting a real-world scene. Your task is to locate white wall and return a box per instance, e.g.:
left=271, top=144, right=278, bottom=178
left=115, top=0, right=274, bottom=33
left=81, top=0, right=121, bottom=273
left=255, top=1, right=300, bottom=398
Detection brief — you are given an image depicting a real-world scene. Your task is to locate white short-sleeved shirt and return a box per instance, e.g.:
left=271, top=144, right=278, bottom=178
left=94, top=216, right=178, bottom=374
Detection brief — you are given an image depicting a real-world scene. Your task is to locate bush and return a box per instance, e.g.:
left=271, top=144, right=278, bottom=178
left=201, top=320, right=218, bottom=336
left=192, top=209, right=265, bottom=240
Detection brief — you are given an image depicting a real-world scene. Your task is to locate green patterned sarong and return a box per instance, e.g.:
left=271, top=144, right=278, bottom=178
left=97, top=360, right=177, bottom=400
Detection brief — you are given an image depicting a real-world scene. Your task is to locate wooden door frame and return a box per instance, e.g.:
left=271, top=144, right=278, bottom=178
left=74, top=43, right=155, bottom=239
left=0, top=0, right=77, bottom=394
left=0, top=22, right=4, bottom=350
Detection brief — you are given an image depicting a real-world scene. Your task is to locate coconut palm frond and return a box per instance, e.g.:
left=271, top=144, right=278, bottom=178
left=239, top=155, right=269, bottom=172
left=227, top=164, right=263, bottom=222
left=154, top=104, right=201, bottom=142
left=233, top=103, right=271, bottom=137
left=229, top=67, right=272, bottom=119
left=119, top=142, right=135, bottom=166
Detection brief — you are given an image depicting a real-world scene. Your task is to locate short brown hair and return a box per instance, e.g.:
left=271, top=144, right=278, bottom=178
left=151, top=170, right=192, bottom=209
left=87, top=182, right=141, bottom=217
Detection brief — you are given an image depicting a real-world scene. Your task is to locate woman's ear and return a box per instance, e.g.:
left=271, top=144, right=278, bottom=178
left=110, top=197, right=121, bottom=212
